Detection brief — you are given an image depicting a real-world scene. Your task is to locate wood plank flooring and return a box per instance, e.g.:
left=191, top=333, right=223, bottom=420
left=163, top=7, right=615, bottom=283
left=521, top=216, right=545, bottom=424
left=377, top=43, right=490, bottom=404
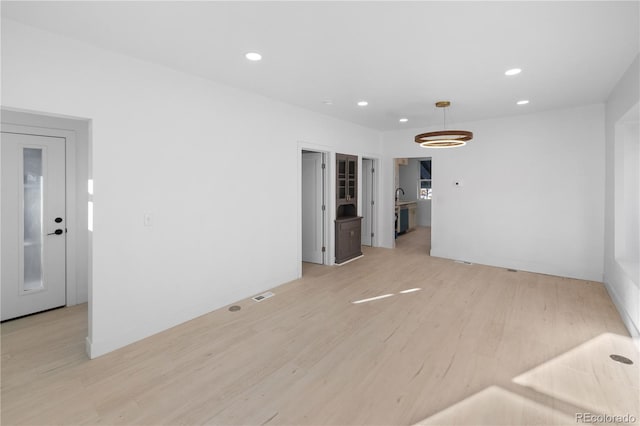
left=2, top=227, right=637, bottom=425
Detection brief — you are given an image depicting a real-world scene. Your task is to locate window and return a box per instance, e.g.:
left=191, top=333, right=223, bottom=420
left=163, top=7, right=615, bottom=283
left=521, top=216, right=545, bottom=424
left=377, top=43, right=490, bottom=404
left=418, top=159, right=432, bottom=200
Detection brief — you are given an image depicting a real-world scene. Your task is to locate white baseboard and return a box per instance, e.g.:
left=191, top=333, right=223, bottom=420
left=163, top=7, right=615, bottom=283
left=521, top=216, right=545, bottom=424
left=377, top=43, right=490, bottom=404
left=603, top=279, right=640, bottom=339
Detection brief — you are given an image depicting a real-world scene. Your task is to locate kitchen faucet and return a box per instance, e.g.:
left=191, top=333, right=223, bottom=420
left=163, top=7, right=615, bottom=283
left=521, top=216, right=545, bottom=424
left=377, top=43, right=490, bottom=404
left=395, top=187, right=405, bottom=202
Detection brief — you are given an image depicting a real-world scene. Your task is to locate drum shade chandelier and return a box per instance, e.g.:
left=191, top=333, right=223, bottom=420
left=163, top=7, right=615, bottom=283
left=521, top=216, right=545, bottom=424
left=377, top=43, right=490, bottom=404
left=415, top=101, right=473, bottom=148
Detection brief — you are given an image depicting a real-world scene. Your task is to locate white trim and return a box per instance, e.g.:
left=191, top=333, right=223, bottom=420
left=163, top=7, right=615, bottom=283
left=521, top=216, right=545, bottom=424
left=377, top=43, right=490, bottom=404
left=361, top=156, right=380, bottom=247
left=85, top=336, right=93, bottom=358
left=1, top=123, right=79, bottom=306
left=321, top=152, right=328, bottom=265
left=2, top=106, right=90, bottom=122
left=603, top=279, right=640, bottom=339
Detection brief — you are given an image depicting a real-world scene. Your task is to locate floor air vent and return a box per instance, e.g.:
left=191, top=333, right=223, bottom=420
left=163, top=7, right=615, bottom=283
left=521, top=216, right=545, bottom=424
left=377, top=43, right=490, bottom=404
left=252, top=291, right=275, bottom=302
left=454, top=260, right=473, bottom=265
left=507, top=269, right=518, bottom=272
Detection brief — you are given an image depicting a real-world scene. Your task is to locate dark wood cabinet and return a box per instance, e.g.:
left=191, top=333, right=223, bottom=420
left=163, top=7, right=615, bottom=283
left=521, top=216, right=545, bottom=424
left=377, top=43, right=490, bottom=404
left=335, top=153, right=361, bottom=264
left=335, top=216, right=362, bottom=264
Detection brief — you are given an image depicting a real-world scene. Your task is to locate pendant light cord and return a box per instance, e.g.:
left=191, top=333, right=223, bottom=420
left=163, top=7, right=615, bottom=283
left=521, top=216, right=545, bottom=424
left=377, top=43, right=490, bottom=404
left=443, top=106, right=447, bottom=129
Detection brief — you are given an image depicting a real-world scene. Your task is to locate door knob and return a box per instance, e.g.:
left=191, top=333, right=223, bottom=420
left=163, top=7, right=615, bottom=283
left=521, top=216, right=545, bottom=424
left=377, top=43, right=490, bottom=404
left=47, top=229, right=64, bottom=236
left=54, top=217, right=63, bottom=223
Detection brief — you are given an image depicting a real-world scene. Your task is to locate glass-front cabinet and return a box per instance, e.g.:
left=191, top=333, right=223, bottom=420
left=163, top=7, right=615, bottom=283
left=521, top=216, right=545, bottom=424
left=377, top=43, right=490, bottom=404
left=335, top=153, right=361, bottom=264
left=338, top=157, right=346, bottom=200
left=336, top=153, right=357, bottom=205
left=348, top=158, right=356, bottom=201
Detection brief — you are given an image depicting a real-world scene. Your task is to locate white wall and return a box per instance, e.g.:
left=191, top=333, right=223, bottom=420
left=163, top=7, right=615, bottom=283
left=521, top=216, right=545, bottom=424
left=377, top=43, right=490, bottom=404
left=1, top=19, right=382, bottom=357
left=382, top=104, right=605, bottom=281
left=604, top=54, right=640, bottom=338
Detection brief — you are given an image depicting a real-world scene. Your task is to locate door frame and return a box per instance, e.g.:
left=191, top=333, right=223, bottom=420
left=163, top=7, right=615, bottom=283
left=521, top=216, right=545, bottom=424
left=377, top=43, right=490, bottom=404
left=392, top=156, right=432, bottom=251
left=361, top=157, right=378, bottom=247
left=1, top=123, right=79, bottom=307
left=297, top=142, right=331, bottom=276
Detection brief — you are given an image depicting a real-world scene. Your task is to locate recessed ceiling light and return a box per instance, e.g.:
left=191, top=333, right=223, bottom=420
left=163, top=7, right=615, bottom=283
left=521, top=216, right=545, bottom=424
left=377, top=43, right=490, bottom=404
left=517, top=100, right=530, bottom=105
left=505, top=68, right=522, bottom=76
left=399, top=118, right=408, bottom=123
left=245, top=52, right=262, bottom=61
left=323, top=99, right=333, bottom=105
left=357, top=101, right=368, bottom=107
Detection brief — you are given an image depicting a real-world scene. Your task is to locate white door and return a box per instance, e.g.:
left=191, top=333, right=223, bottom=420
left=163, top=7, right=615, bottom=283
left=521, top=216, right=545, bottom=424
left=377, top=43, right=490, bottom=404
left=1, top=132, right=66, bottom=321
left=302, top=151, right=324, bottom=264
left=361, top=159, right=374, bottom=246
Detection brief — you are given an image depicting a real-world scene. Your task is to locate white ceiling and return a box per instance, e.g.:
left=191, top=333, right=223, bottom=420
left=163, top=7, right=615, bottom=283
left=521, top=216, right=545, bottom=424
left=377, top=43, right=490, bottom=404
left=2, top=1, right=638, bottom=131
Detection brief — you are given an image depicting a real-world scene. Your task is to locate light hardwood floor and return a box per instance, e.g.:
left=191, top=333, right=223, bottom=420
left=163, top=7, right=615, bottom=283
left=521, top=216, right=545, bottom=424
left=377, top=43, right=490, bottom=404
left=2, top=227, right=638, bottom=425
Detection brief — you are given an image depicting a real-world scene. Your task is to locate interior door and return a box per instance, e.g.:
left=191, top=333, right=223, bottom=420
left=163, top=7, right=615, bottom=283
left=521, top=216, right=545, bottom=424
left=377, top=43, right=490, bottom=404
left=361, top=159, right=374, bottom=246
left=1, top=132, right=66, bottom=321
left=302, top=151, right=324, bottom=264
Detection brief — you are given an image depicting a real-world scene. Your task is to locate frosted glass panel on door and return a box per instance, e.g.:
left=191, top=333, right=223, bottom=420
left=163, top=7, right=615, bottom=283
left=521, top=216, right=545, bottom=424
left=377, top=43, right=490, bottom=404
left=23, top=148, right=43, bottom=292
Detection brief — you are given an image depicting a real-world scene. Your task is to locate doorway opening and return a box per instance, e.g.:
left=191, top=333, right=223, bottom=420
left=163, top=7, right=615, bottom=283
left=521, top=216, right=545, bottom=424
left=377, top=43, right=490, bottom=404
left=1, top=109, right=91, bottom=350
left=300, top=149, right=329, bottom=275
left=394, top=157, right=432, bottom=254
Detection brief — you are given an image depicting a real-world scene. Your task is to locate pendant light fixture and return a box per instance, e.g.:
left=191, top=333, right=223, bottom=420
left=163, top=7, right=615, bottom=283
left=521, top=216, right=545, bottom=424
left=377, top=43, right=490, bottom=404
left=415, top=101, right=473, bottom=148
